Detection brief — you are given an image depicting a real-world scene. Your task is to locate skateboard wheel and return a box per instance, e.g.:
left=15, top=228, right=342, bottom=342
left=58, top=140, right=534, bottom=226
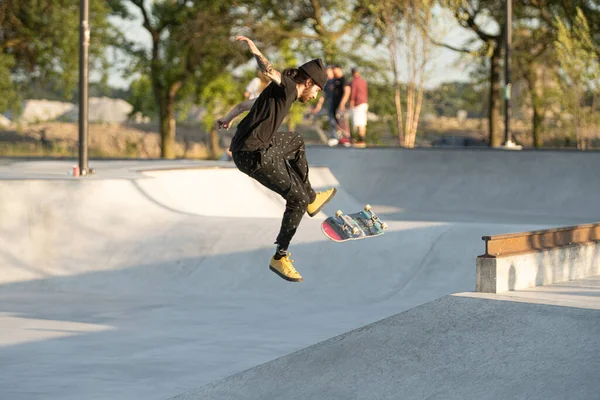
left=381, top=222, right=388, bottom=230
left=335, top=210, right=343, bottom=217
left=364, top=204, right=371, bottom=212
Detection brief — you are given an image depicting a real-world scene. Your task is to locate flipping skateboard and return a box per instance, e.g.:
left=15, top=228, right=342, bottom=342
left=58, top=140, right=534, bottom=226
left=321, top=205, right=388, bottom=242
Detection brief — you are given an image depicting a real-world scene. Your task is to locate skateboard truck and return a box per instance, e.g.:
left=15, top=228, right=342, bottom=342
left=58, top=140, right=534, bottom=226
left=322, top=205, right=388, bottom=243
left=364, top=204, right=388, bottom=230
left=335, top=210, right=361, bottom=236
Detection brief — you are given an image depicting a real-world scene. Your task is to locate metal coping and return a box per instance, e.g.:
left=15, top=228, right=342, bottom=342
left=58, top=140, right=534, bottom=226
left=479, top=222, right=600, bottom=258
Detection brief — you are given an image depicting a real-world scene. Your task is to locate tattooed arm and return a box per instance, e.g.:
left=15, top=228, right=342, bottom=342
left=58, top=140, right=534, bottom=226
left=215, top=98, right=256, bottom=130
left=236, top=36, right=282, bottom=86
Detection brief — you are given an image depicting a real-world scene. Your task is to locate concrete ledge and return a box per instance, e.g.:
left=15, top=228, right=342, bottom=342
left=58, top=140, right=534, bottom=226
left=477, top=241, right=600, bottom=293
left=481, top=222, right=600, bottom=257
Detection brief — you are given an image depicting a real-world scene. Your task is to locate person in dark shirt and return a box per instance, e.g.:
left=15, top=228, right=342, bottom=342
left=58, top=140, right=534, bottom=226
left=311, top=65, right=339, bottom=146
left=216, top=36, right=337, bottom=283
left=331, top=65, right=352, bottom=146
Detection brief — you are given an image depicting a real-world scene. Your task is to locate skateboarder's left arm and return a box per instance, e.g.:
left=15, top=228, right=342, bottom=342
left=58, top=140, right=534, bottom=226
left=215, top=98, right=256, bottom=130
left=236, top=36, right=282, bottom=86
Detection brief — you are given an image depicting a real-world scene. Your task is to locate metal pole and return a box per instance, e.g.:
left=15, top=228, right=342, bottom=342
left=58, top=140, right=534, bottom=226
left=503, top=0, right=513, bottom=146
left=78, top=0, right=90, bottom=175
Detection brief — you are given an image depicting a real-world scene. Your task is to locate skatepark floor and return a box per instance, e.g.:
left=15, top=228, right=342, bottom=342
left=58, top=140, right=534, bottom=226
left=1, top=147, right=599, bottom=399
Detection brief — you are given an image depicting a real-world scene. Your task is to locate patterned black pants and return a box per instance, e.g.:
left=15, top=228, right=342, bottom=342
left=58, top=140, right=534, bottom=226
left=233, top=132, right=317, bottom=249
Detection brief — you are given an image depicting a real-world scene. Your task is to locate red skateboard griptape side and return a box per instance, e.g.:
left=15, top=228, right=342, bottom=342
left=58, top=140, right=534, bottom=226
left=321, top=221, right=344, bottom=242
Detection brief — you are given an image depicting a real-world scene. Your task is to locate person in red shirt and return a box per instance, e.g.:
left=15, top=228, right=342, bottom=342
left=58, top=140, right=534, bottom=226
left=341, top=67, right=369, bottom=147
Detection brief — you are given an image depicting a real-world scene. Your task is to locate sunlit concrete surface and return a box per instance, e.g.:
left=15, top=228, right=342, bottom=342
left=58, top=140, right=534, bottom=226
left=1, top=148, right=598, bottom=399
left=0, top=312, right=114, bottom=347
left=174, top=276, right=600, bottom=400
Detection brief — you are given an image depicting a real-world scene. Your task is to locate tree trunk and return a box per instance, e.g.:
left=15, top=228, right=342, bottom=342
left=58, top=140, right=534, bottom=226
left=209, top=128, right=220, bottom=159
left=405, top=83, right=415, bottom=147
left=395, top=83, right=404, bottom=145
left=159, top=97, right=177, bottom=159
left=524, top=65, right=544, bottom=149
left=410, top=87, right=424, bottom=148
left=489, top=44, right=502, bottom=147
left=532, top=104, right=543, bottom=148
left=387, top=21, right=404, bottom=146
left=320, top=34, right=336, bottom=63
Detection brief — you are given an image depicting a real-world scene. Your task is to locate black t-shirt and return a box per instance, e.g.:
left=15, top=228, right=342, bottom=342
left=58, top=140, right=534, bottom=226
left=229, top=75, right=298, bottom=152
left=331, top=76, right=346, bottom=110
left=323, top=79, right=335, bottom=110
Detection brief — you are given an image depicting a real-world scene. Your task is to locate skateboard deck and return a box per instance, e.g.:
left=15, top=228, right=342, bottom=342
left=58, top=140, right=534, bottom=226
left=321, top=205, right=388, bottom=242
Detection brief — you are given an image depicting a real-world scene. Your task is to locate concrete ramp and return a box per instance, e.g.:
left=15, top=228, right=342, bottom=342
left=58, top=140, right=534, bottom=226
left=172, top=277, right=600, bottom=400
left=135, top=166, right=360, bottom=218
left=0, top=164, right=359, bottom=285
left=307, top=147, right=600, bottom=224
left=0, top=148, right=598, bottom=400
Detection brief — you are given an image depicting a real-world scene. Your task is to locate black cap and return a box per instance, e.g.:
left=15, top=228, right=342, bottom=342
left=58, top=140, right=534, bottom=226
left=299, top=58, right=327, bottom=89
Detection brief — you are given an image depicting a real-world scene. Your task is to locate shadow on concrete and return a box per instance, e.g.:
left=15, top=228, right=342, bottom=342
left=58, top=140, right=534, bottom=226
left=0, top=218, right=480, bottom=400
left=170, top=294, right=600, bottom=400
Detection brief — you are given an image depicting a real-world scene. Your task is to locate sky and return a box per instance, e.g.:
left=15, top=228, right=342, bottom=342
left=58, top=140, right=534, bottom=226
left=104, top=5, right=480, bottom=90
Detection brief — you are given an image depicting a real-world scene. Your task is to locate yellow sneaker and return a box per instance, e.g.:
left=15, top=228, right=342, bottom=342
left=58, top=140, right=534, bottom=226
left=307, top=188, right=337, bottom=217
left=269, top=253, right=303, bottom=282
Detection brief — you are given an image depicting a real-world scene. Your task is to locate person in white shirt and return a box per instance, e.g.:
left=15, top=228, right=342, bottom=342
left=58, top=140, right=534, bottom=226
left=244, top=70, right=269, bottom=100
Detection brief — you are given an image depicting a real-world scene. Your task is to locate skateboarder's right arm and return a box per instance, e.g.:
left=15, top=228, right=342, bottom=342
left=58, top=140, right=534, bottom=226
left=215, top=98, right=256, bottom=130
left=312, top=95, right=325, bottom=114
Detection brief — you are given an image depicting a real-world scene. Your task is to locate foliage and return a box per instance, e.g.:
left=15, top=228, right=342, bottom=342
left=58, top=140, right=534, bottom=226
left=119, top=0, right=247, bottom=158
left=554, top=7, right=600, bottom=145
left=3, top=0, right=600, bottom=153
left=0, top=0, right=116, bottom=110
left=198, top=74, right=244, bottom=133
left=426, top=81, right=487, bottom=118
left=128, top=74, right=158, bottom=118
left=0, top=53, right=19, bottom=115
left=246, top=0, right=368, bottom=65
left=554, top=8, right=600, bottom=95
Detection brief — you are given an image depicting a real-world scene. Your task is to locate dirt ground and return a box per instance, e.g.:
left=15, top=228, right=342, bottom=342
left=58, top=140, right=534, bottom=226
left=0, top=122, right=212, bottom=159
left=1, top=116, right=597, bottom=159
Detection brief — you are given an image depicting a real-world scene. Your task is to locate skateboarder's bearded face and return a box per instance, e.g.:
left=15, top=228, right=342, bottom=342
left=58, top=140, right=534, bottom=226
left=297, top=80, right=322, bottom=104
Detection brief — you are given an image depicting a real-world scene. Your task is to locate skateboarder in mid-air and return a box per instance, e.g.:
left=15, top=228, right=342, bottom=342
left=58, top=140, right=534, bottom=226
left=216, top=36, right=337, bottom=282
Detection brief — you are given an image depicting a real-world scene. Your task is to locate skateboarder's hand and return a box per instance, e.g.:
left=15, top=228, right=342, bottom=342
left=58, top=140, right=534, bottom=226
left=216, top=118, right=231, bottom=130
left=235, top=36, right=259, bottom=54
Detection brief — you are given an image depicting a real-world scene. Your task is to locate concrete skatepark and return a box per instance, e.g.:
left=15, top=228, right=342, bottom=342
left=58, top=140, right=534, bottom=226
left=0, top=147, right=598, bottom=399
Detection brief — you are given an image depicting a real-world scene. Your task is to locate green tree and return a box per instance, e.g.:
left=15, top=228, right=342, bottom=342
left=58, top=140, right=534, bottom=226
left=0, top=53, right=19, bottom=115
left=0, top=0, right=115, bottom=111
left=128, top=75, right=158, bottom=119
left=515, top=0, right=600, bottom=148
left=426, top=81, right=486, bottom=117
left=435, top=0, right=506, bottom=147
left=248, top=0, right=367, bottom=64
left=198, top=73, right=244, bottom=159
left=123, top=0, right=245, bottom=159
left=359, top=0, right=407, bottom=144
left=437, top=0, right=599, bottom=148
left=511, top=26, right=557, bottom=148
left=554, top=8, right=600, bottom=148
left=360, top=0, right=436, bottom=147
